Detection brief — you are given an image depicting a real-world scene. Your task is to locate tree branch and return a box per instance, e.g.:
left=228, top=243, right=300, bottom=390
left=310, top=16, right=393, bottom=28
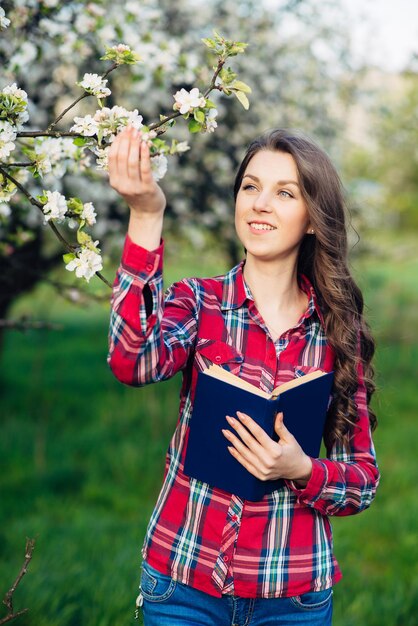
left=16, top=131, right=84, bottom=139
left=0, top=538, right=36, bottom=625
left=0, top=317, right=62, bottom=331
left=149, top=57, right=226, bottom=133
left=0, top=162, right=36, bottom=168
left=47, top=62, right=118, bottom=132
left=0, top=166, right=111, bottom=287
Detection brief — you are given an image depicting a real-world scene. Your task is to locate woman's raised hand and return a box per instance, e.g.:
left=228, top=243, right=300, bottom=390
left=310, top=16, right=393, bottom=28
left=108, top=125, right=166, bottom=215
left=108, top=126, right=166, bottom=249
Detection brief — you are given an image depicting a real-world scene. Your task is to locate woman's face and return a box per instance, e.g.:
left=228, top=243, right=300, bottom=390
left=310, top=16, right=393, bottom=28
left=235, top=150, right=312, bottom=264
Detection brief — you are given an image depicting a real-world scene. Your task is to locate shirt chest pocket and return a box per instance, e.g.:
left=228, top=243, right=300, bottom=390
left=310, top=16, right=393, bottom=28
left=194, top=338, right=244, bottom=376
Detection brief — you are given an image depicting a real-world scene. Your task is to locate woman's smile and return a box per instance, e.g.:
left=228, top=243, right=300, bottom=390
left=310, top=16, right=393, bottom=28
left=248, top=220, right=277, bottom=233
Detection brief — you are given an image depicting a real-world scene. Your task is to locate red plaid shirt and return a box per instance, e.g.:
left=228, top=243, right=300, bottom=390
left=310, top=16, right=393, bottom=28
left=108, top=235, right=379, bottom=599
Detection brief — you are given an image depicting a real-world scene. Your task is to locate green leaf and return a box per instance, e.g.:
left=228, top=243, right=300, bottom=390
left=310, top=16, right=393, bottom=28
left=194, top=110, right=205, bottom=124
left=67, top=197, right=83, bottom=213
left=73, top=137, right=90, bottom=147
left=204, top=99, right=216, bottom=109
left=231, top=80, right=252, bottom=93
left=219, top=67, right=236, bottom=85
left=233, top=90, right=250, bottom=110
left=63, top=253, right=75, bottom=264
left=188, top=119, right=203, bottom=134
left=76, top=230, right=92, bottom=245
left=227, top=42, right=248, bottom=56
left=201, top=38, right=216, bottom=49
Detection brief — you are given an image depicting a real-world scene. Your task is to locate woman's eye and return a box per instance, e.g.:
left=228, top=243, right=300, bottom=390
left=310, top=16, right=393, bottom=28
left=278, top=190, right=293, bottom=198
left=242, top=184, right=256, bottom=191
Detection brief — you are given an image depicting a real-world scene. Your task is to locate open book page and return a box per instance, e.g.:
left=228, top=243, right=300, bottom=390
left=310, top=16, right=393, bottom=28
left=203, top=364, right=270, bottom=399
left=272, top=369, right=326, bottom=397
left=203, top=364, right=327, bottom=399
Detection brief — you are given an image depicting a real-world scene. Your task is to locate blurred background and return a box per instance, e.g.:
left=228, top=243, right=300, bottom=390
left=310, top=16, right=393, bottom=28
left=0, top=0, right=417, bottom=624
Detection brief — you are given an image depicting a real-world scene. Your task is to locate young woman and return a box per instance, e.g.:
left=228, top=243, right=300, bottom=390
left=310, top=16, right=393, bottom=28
left=107, top=126, right=379, bottom=626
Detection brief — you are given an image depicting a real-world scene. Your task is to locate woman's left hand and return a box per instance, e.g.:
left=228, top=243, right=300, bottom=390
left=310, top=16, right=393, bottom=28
left=222, top=411, right=313, bottom=487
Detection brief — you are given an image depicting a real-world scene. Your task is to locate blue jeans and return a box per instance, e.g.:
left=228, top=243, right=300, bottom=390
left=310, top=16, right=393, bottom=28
left=139, top=561, right=333, bottom=625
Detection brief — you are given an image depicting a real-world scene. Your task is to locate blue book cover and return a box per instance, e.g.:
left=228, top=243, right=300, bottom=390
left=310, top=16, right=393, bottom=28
left=183, top=367, right=334, bottom=501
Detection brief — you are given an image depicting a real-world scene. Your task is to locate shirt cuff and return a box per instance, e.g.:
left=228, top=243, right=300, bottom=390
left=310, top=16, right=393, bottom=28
left=286, top=458, right=328, bottom=502
left=121, top=234, right=164, bottom=278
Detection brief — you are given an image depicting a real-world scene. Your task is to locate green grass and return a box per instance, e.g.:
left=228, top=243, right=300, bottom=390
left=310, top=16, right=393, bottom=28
left=1, top=247, right=417, bottom=625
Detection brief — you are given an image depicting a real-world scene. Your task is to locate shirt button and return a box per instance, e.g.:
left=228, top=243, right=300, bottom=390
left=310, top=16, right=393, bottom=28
left=215, top=355, right=222, bottom=363
left=224, top=555, right=229, bottom=562
left=145, top=263, right=153, bottom=272
left=231, top=515, right=238, bottom=522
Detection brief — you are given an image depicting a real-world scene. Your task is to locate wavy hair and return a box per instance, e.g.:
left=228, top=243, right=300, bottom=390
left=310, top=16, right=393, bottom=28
left=233, top=129, right=377, bottom=450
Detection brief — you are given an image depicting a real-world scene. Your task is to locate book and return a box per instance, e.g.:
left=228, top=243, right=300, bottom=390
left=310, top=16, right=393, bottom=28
left=183, top=365, right=334, bottom=501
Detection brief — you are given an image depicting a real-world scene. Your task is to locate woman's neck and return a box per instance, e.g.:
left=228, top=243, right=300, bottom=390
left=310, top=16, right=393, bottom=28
left=243, top=255, right=302, bottom=313
left=242, top=256, right=308, bottom=341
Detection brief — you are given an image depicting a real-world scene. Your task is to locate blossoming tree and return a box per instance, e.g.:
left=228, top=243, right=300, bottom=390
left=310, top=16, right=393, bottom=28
left=0, top=0, right=354, bottom=335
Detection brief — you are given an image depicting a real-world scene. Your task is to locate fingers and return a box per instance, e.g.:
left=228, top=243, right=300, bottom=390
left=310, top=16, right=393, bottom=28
left=108, top=126, right=148, bottom=193
left=127, top=128, right=142, bottom=183
left=235, top=411, right=276, bottom=447
left=139, top=141, right=154, bottom=186
left=274, top=411, right=293, bottom=444
left=223, top=416, right=262, bottom=459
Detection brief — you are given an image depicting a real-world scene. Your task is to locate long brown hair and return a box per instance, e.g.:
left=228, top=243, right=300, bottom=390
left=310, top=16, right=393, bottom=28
left=233, top=129, right=377, bottom=450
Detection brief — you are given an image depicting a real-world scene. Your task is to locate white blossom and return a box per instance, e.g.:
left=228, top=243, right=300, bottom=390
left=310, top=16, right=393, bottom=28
left=92, top=106, right=143, bottom=138
left=0, top=203, right=11, bottom=218
left=39, top=17, right=68, bottom=38
left=35, top=153, right=53, bottom=176
left=42, top=190, right=68, bottom=222
left=0, top=181, right=17, bottom=203
left=71, top=114, right=99, bottom=136
left=60, top=138, right=79, bottom=159
left=176, top=141, right=190, bottom=153
left=206, top=108, right=218, bottom=133
left=139, top=129, right=157, bottom=143
left=11, top=41, right=37, bottom=70
left=81, top=202, right=97, bottom=226
left=74, top=13, right=96, bottom=35
left=0, top=7, right=10, bottom=30
left=125, top=109, right=144, bottom=130
left=1, top=83, right=29, bottom=129
left=0, top=121, right=17, bottom=159
left=94, top=145, right=110, bottom=170
left=151, top=154, right=168, bottom=181
left=79, top=73, right=111, bottom=98
left=86, top=3, right=106, bottom=18
left=173, top=87, right=206, bottom=115
left=2, top=83, right=28, bottom=103
left=111, top=43, right=131, bottom=53
left=65, top=246, right=103, bottom=282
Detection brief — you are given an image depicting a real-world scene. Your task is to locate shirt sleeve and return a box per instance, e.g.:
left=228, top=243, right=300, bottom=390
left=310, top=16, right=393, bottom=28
left=107, top=234, right=198, bottom=386
left=286, top=355, right=380, bottom=516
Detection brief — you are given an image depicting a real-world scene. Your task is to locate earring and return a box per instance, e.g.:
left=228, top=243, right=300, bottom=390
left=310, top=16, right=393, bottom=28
left=309, top=228, right=315, bottom=234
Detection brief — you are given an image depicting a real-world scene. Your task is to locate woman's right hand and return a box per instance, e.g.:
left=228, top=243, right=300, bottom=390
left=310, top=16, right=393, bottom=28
left=108, top=125, right=166, bottom=249
left=108, top=125, right=166, bottom=217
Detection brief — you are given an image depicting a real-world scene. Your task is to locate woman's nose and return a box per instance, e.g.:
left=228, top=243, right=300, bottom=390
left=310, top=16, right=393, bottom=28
left=253, top=192, right=272, bottom=211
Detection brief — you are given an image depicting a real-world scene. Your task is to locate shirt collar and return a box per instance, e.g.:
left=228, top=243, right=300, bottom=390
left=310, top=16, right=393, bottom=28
left=221, top=260, right=248, bottom=310
left=221, top=261, right=324, bottom=326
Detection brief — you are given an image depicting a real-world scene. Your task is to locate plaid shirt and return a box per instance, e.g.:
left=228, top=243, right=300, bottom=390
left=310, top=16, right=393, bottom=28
left=108, top=235, right=379, bottom=599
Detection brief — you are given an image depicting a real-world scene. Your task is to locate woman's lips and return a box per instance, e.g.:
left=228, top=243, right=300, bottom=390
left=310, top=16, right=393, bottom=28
left=248, top=221, right=276, bottom=233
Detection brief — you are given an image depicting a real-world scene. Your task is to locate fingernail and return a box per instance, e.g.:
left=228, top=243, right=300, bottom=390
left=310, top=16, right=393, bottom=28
left=226, top=415, right=235, bottom=425
left=222, top=429, right=231, bottom=438
left=237, top=412, right=246, bottom=421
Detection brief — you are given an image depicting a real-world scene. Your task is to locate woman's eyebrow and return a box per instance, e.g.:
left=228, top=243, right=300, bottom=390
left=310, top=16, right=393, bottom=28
left=242, top=174, right=300, bottom=187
